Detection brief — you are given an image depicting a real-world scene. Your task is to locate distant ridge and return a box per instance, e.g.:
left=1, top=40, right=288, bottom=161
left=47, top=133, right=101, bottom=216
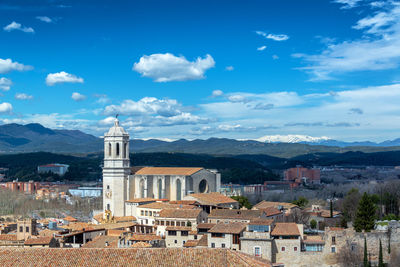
left=1, top=123, right=400, bottom=157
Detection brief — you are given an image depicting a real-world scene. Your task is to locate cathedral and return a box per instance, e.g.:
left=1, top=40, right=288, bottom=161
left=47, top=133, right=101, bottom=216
left=103, top=118, right=221, bottom=217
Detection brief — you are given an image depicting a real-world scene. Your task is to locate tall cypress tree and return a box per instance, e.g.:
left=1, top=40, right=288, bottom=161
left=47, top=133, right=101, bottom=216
left=378, top=239, right=384, bottom=267
left=354, top=193, right=376, bottom=232
left=363, top=237, right=368, bottom=267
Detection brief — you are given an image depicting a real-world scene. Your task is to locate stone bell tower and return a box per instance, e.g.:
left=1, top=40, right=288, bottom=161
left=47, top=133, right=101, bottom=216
left=103, top=117, right=130, bottom=217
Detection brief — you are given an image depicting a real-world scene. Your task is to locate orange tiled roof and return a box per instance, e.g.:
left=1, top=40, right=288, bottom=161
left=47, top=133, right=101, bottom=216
left=81, top=235, right=119, bottom=248
left=271, top=223, right=300, bottom=236
left=114, top=216, right=136, bottom=223
left=39, top=229, right=61, bottom=237
left=59, top=222, right=91, bottom=231
left=128, top=234, right=162, bottom=241
left=92, top=213, right=103, bottom=222
left=209, top=223, right=247, bottom=234
left=303, top=235, right=325, bottom=244
left=328, top=227, right=345, bottom=231
left=183, top=240, right=199, bottom=247
left=197, top=223, right=216, bottom=229
left=139, top=202, right=197, bottom=210
left=131, top=241, right=152, bottom=248
left=126, top=198, right=157, bottom=203
left=253, top=201, right=297, bottom=210
left=63, top=216, right=78, bottom=222
left=186, top=192, right=238, bottom=206
left=248, top=218, right=274, bottom=225
left=0, top=234, right=17, bottom=241
left=107, top=229, right=126, bottom=236
left=197, top=234, right=208, bottom=247
left=24, top=236, right=53, bottom=245
left=159, top=208, right=202, bottom=219
left=166, top=226, right=192, bottom=231
left=133, top=167, right=203, bottom=176
left=259, top=207, right=283, bottom=217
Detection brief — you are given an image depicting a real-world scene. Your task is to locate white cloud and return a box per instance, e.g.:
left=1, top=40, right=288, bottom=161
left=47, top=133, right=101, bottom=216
left=294, top=2, right=400, bottom=80
left=133, top=53, right=215, bottom=82
left=36, top=16, right=52, bottom=23
left=257, top=45, right=267, bottom=51
left=46, top=71, right=84, bottom=86
left=333, top=0, right=363, bottom=9
left=0, top=102, right=12, bottom=114
left=0, top=78, right=12, bottom=91
left=228, top=94, right=249, bottom=103
left=71, top=92, right=86, bottom=101
left=211, top=90, right=224, bottom=97
left=256, top=31, right=289, bottom=41
left=3, top=21, right=34, bottom=33
left=15, top=93, right=33, bottom=100
left=225, top=66, right=234, bottom=71
left=98, top=116, right=115, bottom=126
left=0, top=58, right=33, bottom=74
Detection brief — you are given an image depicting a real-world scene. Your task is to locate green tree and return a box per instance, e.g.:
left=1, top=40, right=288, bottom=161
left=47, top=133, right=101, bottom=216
left=378, top=239, right=384, bottom=267
left=354, top=193, right=376, bottom=232
left=291, top=197, right=309, bottom=208
left=341, top=188, right=362, bottom=223
left=231, top=196, right=252, bottom=209
left=310, top=219, right=317, bottom=229
left=364, top=237, right=368, bottom=267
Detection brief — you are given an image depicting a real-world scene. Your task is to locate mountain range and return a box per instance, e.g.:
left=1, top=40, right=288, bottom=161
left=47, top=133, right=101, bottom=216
left=1, top=123, right=400, bottom=158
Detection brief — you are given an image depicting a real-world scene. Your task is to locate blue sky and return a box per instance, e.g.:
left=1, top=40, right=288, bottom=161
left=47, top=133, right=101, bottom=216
left=1, top=0, right=400, bottom=141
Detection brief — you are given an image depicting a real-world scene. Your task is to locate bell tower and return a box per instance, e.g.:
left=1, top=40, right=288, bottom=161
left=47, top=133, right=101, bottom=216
left=103, top=117, right=130, bottom=217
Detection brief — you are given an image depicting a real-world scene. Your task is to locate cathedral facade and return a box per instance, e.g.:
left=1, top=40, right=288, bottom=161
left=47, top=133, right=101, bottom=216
left=103, top=118, right=221, bottom=217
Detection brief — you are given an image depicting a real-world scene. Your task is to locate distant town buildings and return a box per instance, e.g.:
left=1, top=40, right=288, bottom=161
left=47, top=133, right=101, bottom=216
left=38, top=163, right=69, bottom=176
left=284, top=166, right=321, bottom=185
left=69, top=187, right=102, bottom=198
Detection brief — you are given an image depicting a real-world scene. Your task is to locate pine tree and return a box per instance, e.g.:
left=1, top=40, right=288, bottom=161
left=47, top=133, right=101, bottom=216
left=354, top=193, right=376, bottom=232
left=379, top=239, right=384, bottom=267
left=363, top=237, right=368, bottom=267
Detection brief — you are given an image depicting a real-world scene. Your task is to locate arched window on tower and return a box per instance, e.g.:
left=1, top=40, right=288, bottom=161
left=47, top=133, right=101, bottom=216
left=139, top=179, right=145, bottom=198
left=116, top=143, right=120, bottom=157
left=108, top=143, right=112, bottom=157
left=158, top=179, right=162, bottom=199
left=123, top=142, right=127, bottom=158
left=176, top=179, right=181, bottom=201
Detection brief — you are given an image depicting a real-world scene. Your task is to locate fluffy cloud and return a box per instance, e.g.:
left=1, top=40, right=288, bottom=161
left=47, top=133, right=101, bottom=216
left=3, top=21, right=34, bottom=33
left=256, top=31, right=289, bottom=41
left=0, top=78, right=12, bottom=91
left=348, top=108, right=363, bottom=115
left=225, top=66, right=234, bottom=71
left=133, top=53, right=215, bottom=82
left=0, top=102, right=12, bottom=114
left=98, top=116, right=115, bottom=126
left=46, top=71, right=84, bottom=86
left=211, top=90, right=224, bottom=97
left=257, top=46, right=267, bottom=51
left=36, top=16, right=52, bottom=23
left=0, top=58, right=32, bottom=74
left=333, top=0, right=362, bottom=9
left=71, top=92, right=86, bottom=101
left=228, top=94, right=249, bottom=103
left=294, top=3, right=400, bottom=81
left=15, top=93, right=33, bottom=100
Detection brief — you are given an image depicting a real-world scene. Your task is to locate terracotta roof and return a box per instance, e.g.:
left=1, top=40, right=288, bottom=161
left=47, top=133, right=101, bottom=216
left=107, top=229, right=126, bottom=237
left=159, top=208, right=202, bottom=219
left=259, top=207, right=283, bottom=217
left=24, top=236, right=53, bottom=245
left=126, top=198, right=157, bottom=203
left=128, top=234, right=162, bottom=241
left=139, top=202, right=197, bottom=210
left=169, top=200, right=199, bottom=205
left=39, top=229, right=61, bottom=237
left=114, top=216, right=136, bottom=223
left=81, top=235, right=119, bottom=248
left=271, top=223, right=300, bottom=236
left=131, top=241, right=152, bottom=248
left=59, top=222, right=91, bottom=232
left=0, top=234, right=17, bottom=241
left=303, top=235, right=325, bottom=244
left=133, top=167, right=203, bottom=176
left=209, top=223, right=247, bottom=234
left=248, top=218, right=274, bottom=225
left=63, top=216, right=78, bottom=222
left=186, top=192, right=238, bottom=206
left=166, top=226, right=192, bottom=231
left=208, top=209, right=263, bottom=220
left=90, top=222, right=136, bottom=230
left=328, top=227, right=345, bottom=231
left=197, top=234, right=208, bottom=247
left=0, top=248, right=272, bottom=267
left=183, top=240, right=199, bottom=247
left=197, top=223, right=216, bottom=230
left=253, top=201, right=297, bottom=210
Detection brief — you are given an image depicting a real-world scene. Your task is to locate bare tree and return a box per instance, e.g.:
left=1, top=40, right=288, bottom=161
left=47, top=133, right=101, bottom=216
left=336, top=239, right=362, bottom=267
left=286, top=208, right=310, bottom=225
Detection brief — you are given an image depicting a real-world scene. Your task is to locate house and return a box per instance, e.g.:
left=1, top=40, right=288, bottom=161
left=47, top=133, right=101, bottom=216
left=124, top=198, right=158, bottom=217
left=118, top=233, right=164, bottom=248
left=155, top=208, right=207, bottom=236
left=24, top=236, right=58, bottom=248
left=207, top=209, right=266, bottom=224
left=184, top=192, right=239, bottom=213
left=56, top=228, right=106, bottom=248
left=165, top=226, right=199, bottom=247
left=270, top=223, right=303, bottom=263
left=240, top=219, right=275, bottom=260
left=81, top=235, right=119, bottom=248
left=207, top=222, right=247, bottom=250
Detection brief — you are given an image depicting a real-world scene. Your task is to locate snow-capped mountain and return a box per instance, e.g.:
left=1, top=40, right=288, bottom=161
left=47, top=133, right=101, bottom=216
left=255, top=134, right=332, bottom=144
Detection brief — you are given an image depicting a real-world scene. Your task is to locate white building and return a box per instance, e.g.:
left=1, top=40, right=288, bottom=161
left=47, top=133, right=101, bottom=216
left=103, top=118, right=221, bottom=217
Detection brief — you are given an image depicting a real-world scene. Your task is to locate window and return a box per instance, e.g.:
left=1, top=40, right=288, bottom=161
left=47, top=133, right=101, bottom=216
left=145, top=211, right=148, bottom=216
left=294, top=247, right=297, bottom=251
left=332, top=236, right=336, bottom=244
left=116, top=143, right=120, bottom=156
left=183, top=241, right=185, bottom=244
left=108, top=143, right=111, bottom=157
left=174, top=240, right=177, bottom=244
left=149, top=211, right=152, bottom=216
left=254, top=246, right=261, bottom=257
left=221, top=243, right=225, bottom=248
left=123, top=143, right=127, bottom=158
left=107, top=204, right=110, bottom=211
left=194, top=235, right=197, bottom=240
left=281, top=247, right=285, bottom=252
left=166, top=221, right=170, bottom=226
left=141, top=210, right=144, bottom=216
left=107, top=185, right=110, bottom=190
left=211, top=243, right=215, bottom=248
left=233, top=234, right=240, bottom=245
left=181, top=231, right=188, bottom=236
left=211, top=233, right=224, bottom=238
left=161, top=221, right=164, bottom=226
left=155, top=220, right=159, bottom=225
left=19, top=226, right=23, bottom=232
left=176, top=222, right=180, bottom=227
left=26, top=227, right=29, bottom=232
left=168, top=231, right=177, bottom=236
left=331, top=247, right=336, bottom=253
